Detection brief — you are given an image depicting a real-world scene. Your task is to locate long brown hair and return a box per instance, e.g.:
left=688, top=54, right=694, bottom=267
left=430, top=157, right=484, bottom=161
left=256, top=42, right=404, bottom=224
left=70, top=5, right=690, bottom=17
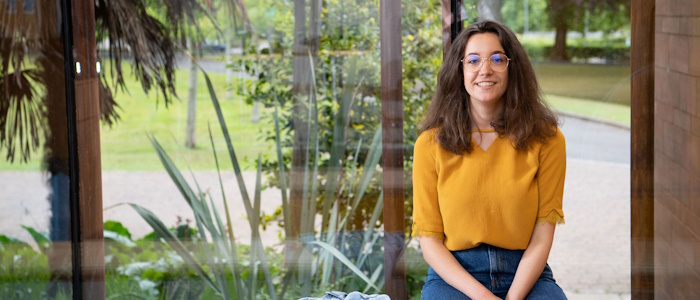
left=421, top=20, right=558, bottom=154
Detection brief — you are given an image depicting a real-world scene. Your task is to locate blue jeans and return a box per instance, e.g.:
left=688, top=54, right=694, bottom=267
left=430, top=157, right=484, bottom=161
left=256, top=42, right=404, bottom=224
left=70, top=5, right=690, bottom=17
left=421, top=244, right=566, bottom=299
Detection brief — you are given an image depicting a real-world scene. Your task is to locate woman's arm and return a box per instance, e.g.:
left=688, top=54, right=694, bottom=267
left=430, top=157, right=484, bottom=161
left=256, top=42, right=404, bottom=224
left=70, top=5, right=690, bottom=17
left=505, top=223, right=556, bottom=300
left=420, top=237, right=500, bottom=300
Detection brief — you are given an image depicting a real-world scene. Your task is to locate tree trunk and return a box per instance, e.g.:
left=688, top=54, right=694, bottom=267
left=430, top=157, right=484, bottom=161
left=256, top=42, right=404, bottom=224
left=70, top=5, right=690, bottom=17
left=251, top=102, right=260, bottom=122
left=289, top=0, right=323, bottom=234
left=41, top=37, right=73, bottom=298
left=547, top=0, right=570, bottom=62
left=290, top=0, right=309, bottom=241
left=288, top=0, right=322, bottom=294
left=225, top=25, right=232, bottom=99
left=477, top=0, right=503, bottom=22
left=185, top=38, right=198, bottom=148
left=552, top=23, right=569, bottom=61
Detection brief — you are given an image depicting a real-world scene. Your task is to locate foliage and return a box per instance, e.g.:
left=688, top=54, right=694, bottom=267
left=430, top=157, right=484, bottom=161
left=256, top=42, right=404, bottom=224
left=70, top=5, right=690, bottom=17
left=0, top=227, right=63, bottom=299
left=502, top=0, right=630, bottom=35
left=544, top=45, right=629, bottom=64
left=0, top=223, right=429, bottom=299
left=209, top=1, right=441, bottom=297
left=502, top=0, right=551, bottom=33
left=236, top=0, right=441, bottom=237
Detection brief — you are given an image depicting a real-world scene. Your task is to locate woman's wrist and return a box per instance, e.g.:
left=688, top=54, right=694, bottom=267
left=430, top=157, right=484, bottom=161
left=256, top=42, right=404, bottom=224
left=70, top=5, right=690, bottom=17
left=467, top=287, right=498, bottom=300
left=504, top=290, right=524, bottom=300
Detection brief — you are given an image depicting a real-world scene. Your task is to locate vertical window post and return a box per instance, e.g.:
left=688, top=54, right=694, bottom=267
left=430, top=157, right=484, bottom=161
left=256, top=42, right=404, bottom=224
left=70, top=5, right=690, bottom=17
left=380, top=0, right=406, bottom=298
left=630, top=0, right=654, bottom=298
left=67, top=0, right=105, bottom=298
left=451, top=0, right=462, bottom=42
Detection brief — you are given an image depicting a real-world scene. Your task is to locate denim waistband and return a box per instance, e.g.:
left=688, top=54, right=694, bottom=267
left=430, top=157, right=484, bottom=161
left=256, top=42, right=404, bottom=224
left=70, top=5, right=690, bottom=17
left=426, top=244, right=553, bottom=295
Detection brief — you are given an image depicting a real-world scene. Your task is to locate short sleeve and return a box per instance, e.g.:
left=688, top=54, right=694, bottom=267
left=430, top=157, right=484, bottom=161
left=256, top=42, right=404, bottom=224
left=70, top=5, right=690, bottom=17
left=536, top=128, right=566, bottom=225
left=411, top=131, right=445, bottom=239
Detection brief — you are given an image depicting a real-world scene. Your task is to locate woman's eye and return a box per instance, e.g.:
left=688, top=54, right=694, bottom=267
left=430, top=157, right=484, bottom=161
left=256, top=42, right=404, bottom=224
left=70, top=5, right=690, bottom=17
left=466, top=56, right=479, bottom=65
left=491, top=55, right=503, bottom=63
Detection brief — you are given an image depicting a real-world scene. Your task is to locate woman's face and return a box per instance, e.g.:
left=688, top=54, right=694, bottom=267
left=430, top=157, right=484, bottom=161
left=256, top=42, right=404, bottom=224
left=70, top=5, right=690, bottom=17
left=462, top=33, right=509, bottom=107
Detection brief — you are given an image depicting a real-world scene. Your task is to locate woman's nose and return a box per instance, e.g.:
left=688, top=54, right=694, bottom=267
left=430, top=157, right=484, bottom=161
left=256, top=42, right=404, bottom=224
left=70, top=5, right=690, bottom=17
left=478, top=59, right=493, bottom=74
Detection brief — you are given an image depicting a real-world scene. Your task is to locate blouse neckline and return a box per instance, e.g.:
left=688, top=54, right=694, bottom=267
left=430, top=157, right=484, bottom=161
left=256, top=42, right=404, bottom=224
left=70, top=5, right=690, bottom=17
left=471, top=128, right=496, bottom=133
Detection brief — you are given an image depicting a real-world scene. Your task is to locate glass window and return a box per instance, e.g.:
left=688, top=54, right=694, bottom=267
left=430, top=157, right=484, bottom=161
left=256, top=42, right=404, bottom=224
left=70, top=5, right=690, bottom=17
left=498, top=0, right=632, bottom=297
left=0, top=0, right=647, bottom=298
left=0, top=1, right=73, bottom=298
left=96, top=0, right=428, bottom=298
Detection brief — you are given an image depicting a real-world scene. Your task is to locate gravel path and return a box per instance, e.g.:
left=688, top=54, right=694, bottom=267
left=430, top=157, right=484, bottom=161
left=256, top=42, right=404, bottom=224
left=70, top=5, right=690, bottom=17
left=0, top=171, right=282, bottom=247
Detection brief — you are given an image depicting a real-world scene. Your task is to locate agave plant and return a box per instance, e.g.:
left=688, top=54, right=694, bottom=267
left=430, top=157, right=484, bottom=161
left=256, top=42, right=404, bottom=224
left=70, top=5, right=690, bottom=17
left=122, top=46, right=389, bottom=298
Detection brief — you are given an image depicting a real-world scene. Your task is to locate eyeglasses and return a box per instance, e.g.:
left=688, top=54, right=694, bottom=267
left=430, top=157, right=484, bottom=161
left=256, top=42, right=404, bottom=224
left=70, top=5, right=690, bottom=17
left=461, top=53, right=511, bottom=73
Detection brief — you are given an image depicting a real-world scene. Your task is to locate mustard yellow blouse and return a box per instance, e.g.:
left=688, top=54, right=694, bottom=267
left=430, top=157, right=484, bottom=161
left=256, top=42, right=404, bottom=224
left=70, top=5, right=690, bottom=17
left=411, top=128, right=566, bottom=251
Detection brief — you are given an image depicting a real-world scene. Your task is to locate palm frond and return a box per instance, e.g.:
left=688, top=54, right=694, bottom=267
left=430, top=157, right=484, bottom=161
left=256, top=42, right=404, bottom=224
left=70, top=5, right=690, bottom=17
left=98, top=78, right=121, bottom=127
left=0, top=68, right=45, bottom=163
left=95, top=0, right=180, bottom=107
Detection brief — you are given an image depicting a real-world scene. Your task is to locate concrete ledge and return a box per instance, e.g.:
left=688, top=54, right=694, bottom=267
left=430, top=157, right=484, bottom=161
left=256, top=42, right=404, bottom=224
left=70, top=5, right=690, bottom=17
left=564, top=291, right=631, bottom=300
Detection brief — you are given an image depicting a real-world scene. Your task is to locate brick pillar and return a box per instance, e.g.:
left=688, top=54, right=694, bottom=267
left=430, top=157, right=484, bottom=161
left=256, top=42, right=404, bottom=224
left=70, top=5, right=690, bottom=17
left=654, top=0, right=700, bottom=298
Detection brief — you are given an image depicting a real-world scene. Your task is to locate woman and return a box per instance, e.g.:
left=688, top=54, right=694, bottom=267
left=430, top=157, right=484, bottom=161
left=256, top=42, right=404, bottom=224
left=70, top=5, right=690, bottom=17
left=412, top=20, right=567, bottom=300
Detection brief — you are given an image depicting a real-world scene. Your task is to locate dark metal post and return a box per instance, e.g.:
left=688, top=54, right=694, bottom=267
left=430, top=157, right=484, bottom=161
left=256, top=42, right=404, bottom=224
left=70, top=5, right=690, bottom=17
left=451, top=0, right=462, bottom=41
left=441, top=0, right=463, bottom=58
left=380, top=0, right=406, bottom=298
left=59, top=0, right=82, bottom=298
left=630, top=0, right=655, bottom=298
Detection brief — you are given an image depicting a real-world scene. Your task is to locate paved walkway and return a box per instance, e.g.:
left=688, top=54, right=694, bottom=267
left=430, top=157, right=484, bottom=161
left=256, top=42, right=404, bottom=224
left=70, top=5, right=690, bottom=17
left=0, top=115, right=632, bottom=298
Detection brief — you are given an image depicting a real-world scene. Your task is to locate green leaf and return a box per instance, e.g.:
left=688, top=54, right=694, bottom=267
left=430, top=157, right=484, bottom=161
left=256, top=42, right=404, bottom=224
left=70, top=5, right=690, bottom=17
left=208, top=123, right=245, bottom=299
left=273, top=98, right=291, bottom=239
left=103, top=230, right=135, bottom=247
left=0, top=234, right=31, bottom=251
left=21, top=225, right=50, bottom=253
left=340, top=125, right=382, bottom=230
left=306, top=240, right=381, bottom=292
left=199, top=62, right=278, bottom=300
left=126, top=203, right=220, bottom=295
left=362, top=264, right=384, bottom=294
left=103, top=220, right=132, bottom=240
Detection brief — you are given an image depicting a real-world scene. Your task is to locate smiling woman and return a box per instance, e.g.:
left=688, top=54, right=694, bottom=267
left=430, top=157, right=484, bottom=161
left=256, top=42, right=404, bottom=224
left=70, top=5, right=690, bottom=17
left=461, top=34, right=509, bottom=107
left=412, top=20, right=566, bottom=299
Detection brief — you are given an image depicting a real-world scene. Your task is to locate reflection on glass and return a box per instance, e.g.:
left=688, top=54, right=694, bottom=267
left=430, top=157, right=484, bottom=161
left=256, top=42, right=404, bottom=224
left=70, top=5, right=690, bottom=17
left=5, top=0, right=17, bottom=14
left=499, top=0, right=632, bottom=298
left=0, top=1, right=72, bottom=298
left=23, top=0, right=35, bottom=14
left=96, top=0, right=439, bottom=298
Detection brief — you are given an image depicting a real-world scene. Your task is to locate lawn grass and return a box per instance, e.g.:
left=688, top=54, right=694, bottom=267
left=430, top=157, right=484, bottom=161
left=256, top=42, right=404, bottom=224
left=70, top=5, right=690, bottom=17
left=545, top=94, right=630, bottom=125
left=534, top=63, right=631, bottom=106
left=534, top=63, right=631, bottom=126
left=0, top=65, right=275, bottom=171
left=99, top=68, right=275, bottom=171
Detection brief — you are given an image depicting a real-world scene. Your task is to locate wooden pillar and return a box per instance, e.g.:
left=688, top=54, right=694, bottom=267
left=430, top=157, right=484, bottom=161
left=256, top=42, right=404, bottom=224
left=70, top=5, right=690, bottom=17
left=69, top=0, right=105, bottom=298
left=380, top=0, right=406, bottom=299
left=630, top=0, right=654, bottom=298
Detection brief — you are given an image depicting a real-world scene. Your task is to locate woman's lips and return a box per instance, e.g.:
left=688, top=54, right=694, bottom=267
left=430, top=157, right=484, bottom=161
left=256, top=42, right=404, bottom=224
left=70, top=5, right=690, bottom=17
left=476, top=81, right=496, bottom=87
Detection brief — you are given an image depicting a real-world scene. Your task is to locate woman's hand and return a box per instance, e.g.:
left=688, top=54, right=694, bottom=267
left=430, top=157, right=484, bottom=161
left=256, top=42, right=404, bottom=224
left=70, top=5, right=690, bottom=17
left=505, top=223, right=556, bottom=299
left=420, top=237, right=497, bottom=299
